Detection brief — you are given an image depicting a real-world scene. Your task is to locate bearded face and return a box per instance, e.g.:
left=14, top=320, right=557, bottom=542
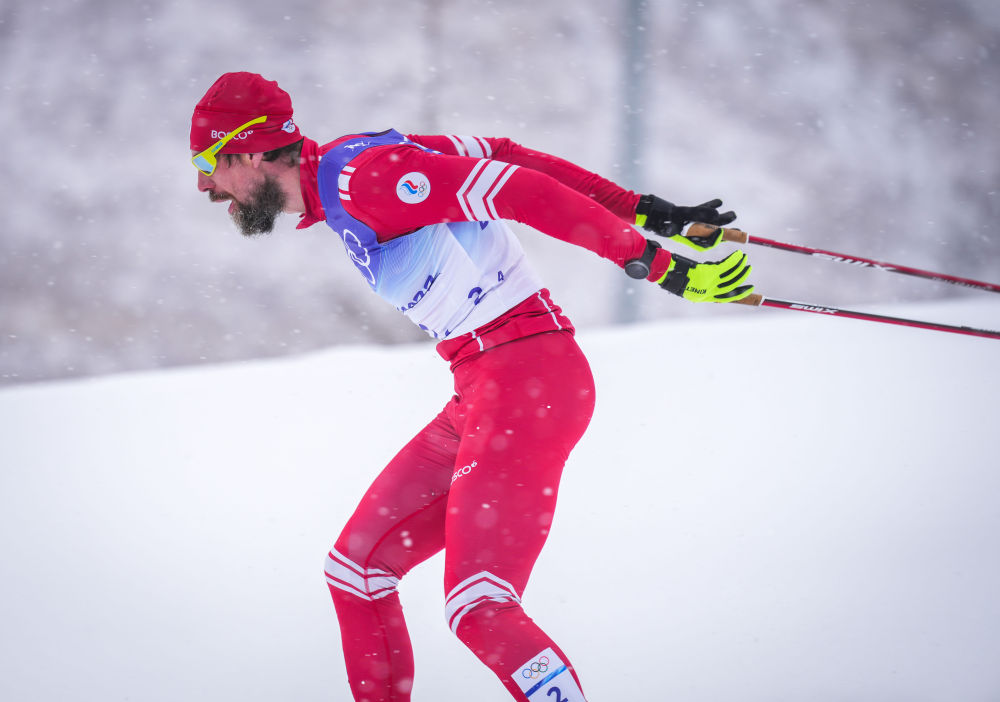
left=209, top=173, right=287, bottom=237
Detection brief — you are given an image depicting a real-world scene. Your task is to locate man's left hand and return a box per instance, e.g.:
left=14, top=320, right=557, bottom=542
left=635, top=194, right=736, bottom=249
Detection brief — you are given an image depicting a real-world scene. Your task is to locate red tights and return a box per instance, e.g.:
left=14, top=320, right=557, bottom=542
left=325, top=331, right=595, bottom=701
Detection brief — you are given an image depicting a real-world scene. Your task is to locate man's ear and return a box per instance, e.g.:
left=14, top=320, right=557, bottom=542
left=248, top=153, right=265, bottom=168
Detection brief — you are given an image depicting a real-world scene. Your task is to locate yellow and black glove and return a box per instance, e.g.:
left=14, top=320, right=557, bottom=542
left=658, top=249, right=754, bottom=303
left=624, top=238, right=754, bottom=302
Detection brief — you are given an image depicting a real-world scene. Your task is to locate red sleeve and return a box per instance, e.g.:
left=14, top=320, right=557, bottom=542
left=343, top=144, right=670, bottom=282
left=407, top=135, right=641, bottom=223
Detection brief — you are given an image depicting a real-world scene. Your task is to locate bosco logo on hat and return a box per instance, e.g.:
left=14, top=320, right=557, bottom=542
left=190, top=72, right=302, bottom=154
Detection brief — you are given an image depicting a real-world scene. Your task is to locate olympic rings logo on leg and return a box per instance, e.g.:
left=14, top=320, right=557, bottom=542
left=521, top=655, right=550, bottom=679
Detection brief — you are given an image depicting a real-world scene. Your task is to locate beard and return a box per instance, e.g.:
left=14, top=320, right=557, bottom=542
left=213, top=174, right=287, bottom=237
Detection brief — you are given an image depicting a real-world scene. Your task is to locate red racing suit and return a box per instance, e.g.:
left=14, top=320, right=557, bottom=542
left=303, top=132, right=665, bottom=702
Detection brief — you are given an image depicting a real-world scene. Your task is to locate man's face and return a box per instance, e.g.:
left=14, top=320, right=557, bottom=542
left=196, top=155, right=287, bottom=237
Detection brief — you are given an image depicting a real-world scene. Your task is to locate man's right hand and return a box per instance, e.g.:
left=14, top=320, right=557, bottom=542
left=656, top=250, right=754, bottom=303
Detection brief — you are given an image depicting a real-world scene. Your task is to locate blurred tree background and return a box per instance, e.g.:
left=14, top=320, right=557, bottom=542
left=1, top=0, right=998, bottom=385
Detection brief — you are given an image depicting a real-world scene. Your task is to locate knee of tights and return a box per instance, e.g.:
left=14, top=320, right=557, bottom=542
left=444, top=570, right=522, bottom=633
left=324, top=548, right=400, bottom=601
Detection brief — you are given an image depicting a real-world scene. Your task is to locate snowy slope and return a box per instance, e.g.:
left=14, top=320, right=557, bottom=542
left=1, top=299, right=999, bottom=702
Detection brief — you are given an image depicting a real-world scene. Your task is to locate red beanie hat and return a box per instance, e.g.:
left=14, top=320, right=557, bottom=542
left=190, top=72, right=302, bottom=154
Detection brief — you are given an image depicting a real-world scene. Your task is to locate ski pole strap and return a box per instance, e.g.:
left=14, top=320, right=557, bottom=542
left=659, top=254, right=694, bottom=295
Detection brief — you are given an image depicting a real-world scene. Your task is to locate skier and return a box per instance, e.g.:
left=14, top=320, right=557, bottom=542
left=190, top=72, right=753, bottom=702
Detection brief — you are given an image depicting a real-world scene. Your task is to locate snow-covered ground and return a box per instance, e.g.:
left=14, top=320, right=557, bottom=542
left=2, top=299, right=998, bottom=702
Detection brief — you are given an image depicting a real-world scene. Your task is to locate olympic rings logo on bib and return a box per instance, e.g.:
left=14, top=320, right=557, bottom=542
left=521, top=655, right=550, bottom=679
left=397, top=172, right=431, bottom=204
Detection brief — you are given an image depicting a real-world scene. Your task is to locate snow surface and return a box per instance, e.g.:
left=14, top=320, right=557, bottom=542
left=1, top=298, right=999, bottom=702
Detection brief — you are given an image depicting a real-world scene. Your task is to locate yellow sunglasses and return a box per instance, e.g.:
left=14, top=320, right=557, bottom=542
left=191, top=115, right=267, bottom=176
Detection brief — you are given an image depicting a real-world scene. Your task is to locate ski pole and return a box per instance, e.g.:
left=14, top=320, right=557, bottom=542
left=686, top=223, right=1000, bottom=295
left=734, top=293, right=1000, bottom=340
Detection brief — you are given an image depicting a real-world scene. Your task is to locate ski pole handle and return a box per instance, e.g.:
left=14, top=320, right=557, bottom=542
left=734, top=293, right=763, bottom=306
left=687, top=222, right=749, bottom=244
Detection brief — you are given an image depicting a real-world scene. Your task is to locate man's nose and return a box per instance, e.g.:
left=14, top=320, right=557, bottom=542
left=197, top=171, right=214, bottom=192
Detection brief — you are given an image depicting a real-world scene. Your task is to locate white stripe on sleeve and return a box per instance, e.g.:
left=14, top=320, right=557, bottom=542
left=458, top=159, right=510, bottom=221
left=472, top=136, right=493, bottom=158
left=456, top=159, right=490, bottom=220
left=446, top=134, right=467, bottom=156
left=484, top=163, right=519, bottom=220
left=457, top=135, right=486, bottom=158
